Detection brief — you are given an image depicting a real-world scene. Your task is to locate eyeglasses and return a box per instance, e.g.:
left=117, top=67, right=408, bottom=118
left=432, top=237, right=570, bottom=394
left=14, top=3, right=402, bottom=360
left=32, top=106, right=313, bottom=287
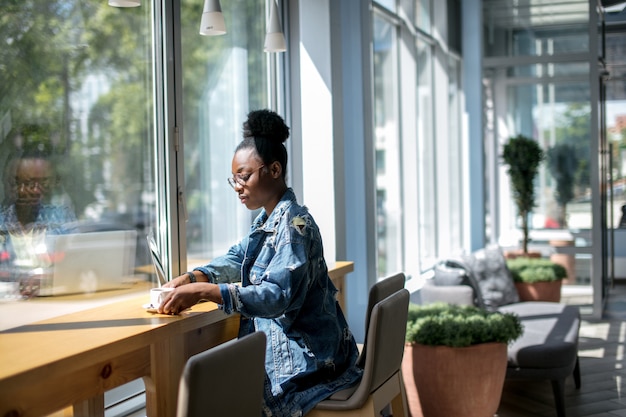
left=14, top=178, right=52, bottom=190
left=227, top=165, right=265, bottom=189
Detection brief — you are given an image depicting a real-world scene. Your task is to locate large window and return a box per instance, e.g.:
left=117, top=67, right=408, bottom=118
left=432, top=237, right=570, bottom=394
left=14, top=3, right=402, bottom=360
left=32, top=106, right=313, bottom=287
left=373, top=12, right=402, bottom=277
left=0, top=0, right=273, bottom=328
left=371, top=2, right=466, bottom=278
left=179, top=0, right=269, bottom=269
left=0, top=2, right=156, bottom=310
left=416, top=38, right=436, bottom=267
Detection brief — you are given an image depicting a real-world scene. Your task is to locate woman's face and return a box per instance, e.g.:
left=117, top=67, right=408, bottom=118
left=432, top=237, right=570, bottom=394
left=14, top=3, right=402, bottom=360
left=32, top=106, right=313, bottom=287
left=14, top=157, right=52, bottom=208
left=230, top=148, right=272, bottom=211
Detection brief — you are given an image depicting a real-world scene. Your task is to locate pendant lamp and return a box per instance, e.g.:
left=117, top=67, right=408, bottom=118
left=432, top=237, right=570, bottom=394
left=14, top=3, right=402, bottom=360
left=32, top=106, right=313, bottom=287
left=264, top=0, right=286, bottom=52
left=108, top=0, right=140, bottom=7
left=200, top=0, right=227, bottom=36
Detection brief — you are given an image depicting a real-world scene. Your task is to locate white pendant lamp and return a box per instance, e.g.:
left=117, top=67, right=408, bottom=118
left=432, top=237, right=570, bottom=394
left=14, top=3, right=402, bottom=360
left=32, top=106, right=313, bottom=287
left=108, top=0, right=140, bottom=7
left=264, top=0, right=286, bottom=52
left=199, top=0, right=227, bottom=36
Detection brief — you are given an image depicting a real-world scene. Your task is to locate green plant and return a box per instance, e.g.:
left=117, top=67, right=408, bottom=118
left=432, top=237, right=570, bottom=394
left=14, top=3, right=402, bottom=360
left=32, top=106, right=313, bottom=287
left=502, top=134, right=545, bottom=254
left=506, top=257, right=567, bottom=283
left=405, top=303, right=523, bottom=347
left=546, top=143, right=578, bottom=228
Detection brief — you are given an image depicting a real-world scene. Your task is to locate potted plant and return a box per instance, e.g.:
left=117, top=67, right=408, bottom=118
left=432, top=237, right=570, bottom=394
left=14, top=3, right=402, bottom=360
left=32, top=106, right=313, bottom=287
left=502, top=134, right=545, bottom=256
left=402, top=302, right=523, bottom=417
left=506, top=257, right=567, bottom=302
left=546, top=142, right=578, bottom=228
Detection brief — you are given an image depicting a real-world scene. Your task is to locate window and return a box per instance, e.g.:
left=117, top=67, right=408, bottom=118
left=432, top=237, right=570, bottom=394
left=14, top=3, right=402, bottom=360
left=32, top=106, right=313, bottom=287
left=179, top=1, right=270, bottom=269
left=372, top=11, right=402, bottom=277
left=0, top=2, right=156, bottom=306
left=0, top=0, right=274, bottom=326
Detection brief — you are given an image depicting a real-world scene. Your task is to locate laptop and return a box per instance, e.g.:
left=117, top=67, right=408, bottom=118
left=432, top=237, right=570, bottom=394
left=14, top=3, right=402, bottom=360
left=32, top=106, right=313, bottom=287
left=37, top=230, right=138, bottom=296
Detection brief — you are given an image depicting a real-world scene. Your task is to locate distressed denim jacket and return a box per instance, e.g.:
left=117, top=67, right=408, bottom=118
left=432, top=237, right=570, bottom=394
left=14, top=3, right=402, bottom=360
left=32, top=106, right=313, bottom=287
left=194, top=189, right=362, bottom=417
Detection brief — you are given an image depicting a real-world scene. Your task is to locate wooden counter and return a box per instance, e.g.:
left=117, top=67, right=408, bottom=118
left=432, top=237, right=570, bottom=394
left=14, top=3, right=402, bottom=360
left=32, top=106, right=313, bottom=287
left=0, top=294, right=240, bottom=417
left=327, top=261, right=354, bottom=311
left=0, top=261, right=354, bottom=417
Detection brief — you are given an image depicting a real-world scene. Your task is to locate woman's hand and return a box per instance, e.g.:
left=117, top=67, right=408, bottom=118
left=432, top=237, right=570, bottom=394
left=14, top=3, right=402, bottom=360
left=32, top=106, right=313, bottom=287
left=157, top=282, right=223, bottom=315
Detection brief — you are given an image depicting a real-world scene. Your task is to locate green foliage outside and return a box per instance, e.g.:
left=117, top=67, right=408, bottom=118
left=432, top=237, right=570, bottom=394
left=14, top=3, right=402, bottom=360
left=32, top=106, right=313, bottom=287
left=506, top=257, right=567, bottom=283
left=405, top=303, right=523, bottom=347
left=1, top=1, right=267, bottom=227
left=502, top=134, right=545, bottom=254
left=1, top=2, right=152, bottom=215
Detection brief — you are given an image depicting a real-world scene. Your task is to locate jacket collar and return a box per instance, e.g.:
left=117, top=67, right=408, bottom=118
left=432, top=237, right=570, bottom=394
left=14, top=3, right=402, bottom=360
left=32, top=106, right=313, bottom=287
left=252, top=188, right=297, bottom=232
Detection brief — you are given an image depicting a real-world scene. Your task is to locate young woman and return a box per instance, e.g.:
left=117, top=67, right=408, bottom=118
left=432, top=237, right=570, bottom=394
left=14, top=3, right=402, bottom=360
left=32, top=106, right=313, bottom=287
left=159, top=109, right=362, bottom=416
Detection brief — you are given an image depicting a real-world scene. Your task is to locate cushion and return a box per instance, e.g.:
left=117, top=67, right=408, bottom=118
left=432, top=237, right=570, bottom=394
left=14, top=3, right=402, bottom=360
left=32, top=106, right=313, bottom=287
left=498, top=302, right=580, bottom=369
left=432, top=260, right=485, bottom=308
left=420, top=279, right=476, bottom=306
left=461, top=245, right=519, bottom=311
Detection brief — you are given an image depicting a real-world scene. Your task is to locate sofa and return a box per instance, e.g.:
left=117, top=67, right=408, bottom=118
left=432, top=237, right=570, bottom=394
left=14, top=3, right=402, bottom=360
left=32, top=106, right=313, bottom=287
left=419, top=245, right=581, bottom=417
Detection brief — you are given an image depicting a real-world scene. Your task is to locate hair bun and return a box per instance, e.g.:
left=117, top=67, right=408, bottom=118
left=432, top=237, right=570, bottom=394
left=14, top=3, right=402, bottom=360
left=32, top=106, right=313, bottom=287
left=243, top=109, right=290, bottom=144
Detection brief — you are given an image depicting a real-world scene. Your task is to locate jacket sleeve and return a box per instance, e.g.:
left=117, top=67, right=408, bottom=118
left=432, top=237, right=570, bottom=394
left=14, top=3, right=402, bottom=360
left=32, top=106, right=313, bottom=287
left=194, top=238, right=246, bottom=284
left=221, top=214, right=315, bottom=317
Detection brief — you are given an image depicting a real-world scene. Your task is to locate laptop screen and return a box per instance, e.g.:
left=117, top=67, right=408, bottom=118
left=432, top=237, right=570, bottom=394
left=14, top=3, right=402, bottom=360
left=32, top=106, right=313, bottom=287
left=147, top=235, right=167, bottom=287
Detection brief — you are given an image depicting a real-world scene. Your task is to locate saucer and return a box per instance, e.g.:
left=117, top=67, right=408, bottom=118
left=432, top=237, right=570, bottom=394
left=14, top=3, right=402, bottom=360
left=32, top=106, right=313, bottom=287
left=142, top=303, right=158, bottom=313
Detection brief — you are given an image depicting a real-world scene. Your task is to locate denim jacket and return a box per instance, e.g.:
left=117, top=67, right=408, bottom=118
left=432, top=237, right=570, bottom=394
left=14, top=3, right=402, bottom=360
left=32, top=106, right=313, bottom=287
left=195, top=189, right=362, bottom=417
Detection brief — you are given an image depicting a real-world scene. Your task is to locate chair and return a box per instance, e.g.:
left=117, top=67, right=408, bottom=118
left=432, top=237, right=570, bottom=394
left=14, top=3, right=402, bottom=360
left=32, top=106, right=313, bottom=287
left=176, top=331, right=267, bottom=417
left=308, top=289, right=410, bottom=417
left=357, top=272, right=406, bottom=368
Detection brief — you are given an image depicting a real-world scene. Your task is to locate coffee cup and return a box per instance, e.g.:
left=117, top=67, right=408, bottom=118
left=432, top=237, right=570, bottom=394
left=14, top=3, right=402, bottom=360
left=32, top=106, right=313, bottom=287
left=150, top=287, right=175, bottom=307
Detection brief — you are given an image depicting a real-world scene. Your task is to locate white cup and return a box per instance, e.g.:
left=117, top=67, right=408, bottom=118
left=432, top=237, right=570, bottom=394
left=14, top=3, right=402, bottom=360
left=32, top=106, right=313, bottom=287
left=150, top=287, right=174, bottom=307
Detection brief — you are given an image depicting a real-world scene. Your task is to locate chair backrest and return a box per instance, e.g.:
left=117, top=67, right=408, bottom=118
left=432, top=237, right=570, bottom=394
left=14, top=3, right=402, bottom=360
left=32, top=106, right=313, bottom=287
left=357, top=272, right=406, bottom=368
left=176, top=331, right=267, bottom=417
left=347, top=289, right=410, bottom=406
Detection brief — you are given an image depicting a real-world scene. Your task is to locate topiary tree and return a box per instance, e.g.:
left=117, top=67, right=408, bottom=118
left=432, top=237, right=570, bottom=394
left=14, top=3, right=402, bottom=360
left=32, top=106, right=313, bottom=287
left=502, top=134, right=545, bottom=254
left=546, top=142, right=578, bottom=228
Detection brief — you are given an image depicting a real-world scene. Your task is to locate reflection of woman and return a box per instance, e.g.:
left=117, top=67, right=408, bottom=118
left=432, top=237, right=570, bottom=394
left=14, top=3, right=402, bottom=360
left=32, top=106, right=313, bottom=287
left=0, top=146, right=77, bottom=296
left=158, top=110, right=362, bottom=416
left=0, top=148, right=76, bottom=235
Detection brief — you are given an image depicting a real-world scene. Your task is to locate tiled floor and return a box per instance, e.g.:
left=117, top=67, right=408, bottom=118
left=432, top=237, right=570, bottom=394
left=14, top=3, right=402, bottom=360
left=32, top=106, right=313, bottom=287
left=496, top=282, right=626, bottom=417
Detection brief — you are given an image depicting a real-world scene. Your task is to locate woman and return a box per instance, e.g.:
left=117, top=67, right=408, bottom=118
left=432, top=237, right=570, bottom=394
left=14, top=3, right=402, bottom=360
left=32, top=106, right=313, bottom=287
left=158, top=109, right=362, bottom=416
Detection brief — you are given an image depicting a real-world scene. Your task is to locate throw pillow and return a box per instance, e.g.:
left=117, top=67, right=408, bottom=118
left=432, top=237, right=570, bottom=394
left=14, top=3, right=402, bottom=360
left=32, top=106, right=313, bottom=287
left=461, top=245, right=519, bottom=311
left=433, top=260, right=486, bottom=309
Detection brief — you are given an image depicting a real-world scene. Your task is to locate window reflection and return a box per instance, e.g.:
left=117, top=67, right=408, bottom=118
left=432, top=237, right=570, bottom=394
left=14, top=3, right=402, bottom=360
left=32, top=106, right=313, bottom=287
left=0, top=1, right=155, bottom=303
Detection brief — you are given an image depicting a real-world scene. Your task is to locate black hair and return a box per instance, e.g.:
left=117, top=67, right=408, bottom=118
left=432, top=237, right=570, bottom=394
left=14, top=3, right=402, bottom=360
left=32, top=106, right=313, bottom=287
left=237, top=109, right=289, bottom=179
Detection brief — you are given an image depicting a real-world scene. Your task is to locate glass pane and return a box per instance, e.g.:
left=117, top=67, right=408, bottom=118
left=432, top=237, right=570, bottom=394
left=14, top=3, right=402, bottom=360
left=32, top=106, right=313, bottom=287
left=180, top=0, right=268, bottom=268
left=416, top=39, right=436, bottom=267
left=416, top=0, right=431, bottom=34
left=446, top=57, right=463, bottom=253
left=0, top=1, right=155, bottom=327
left=483, top=0, right=589, bottom=59
left=376, top=0, right=396, bottom=13
left=500, top=82, right=592, bottom=284
left=509, top=62, right=589, bottom=78
left=373, top=14, right=401, bottom=277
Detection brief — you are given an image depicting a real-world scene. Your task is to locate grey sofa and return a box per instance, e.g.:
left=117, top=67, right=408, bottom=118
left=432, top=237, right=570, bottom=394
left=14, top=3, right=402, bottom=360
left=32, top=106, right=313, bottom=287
left=419, top=245, right=581, bottom=417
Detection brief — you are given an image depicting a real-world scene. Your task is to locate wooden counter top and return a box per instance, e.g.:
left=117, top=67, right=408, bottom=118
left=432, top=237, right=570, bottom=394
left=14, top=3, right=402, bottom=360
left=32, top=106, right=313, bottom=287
left=0, top=261, right=354, bottom=417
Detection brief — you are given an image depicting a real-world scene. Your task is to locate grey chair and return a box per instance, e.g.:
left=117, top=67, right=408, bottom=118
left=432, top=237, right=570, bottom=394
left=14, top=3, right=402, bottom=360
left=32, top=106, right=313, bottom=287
left=308, top=289, right=410, bottom=417
left=357, top=272, right=406, bottom=368
left=176, top=331, right=267, bottom=417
